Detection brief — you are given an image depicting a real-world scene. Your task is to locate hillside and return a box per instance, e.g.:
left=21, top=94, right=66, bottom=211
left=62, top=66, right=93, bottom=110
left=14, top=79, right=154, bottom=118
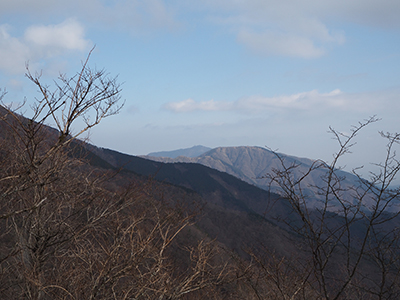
left=2, top=103, right=400, bottom=299
left=144, top=146, right=314, bottom=187
left=88, top=146, right=298, bottom=257
left=2, top=105, right=272, bottom=299
left=143, top=146, right=374, bottom=210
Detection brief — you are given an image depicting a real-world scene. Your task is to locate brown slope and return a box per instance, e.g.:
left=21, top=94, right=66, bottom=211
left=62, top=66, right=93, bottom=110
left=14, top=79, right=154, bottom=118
left=89, top=146, right=300, bottom=257
left=0, top=107, right=298, bottom=260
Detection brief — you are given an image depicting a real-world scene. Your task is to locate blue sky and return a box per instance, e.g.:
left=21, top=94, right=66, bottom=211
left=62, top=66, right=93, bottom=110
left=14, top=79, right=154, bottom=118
left=1, top=0, right=400, bottom=177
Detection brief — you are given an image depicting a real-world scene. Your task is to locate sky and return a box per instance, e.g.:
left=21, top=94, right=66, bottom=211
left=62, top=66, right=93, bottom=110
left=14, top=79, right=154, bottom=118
left=1, top=0, right=400, bottom=178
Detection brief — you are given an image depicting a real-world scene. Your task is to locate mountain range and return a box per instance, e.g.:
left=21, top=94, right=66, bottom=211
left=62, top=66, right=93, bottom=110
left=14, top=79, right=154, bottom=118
left=3, top=104, right=400, bottom=298
left=86, top=144, right=297, bottom=257
left=142, top=145, right=371, bottom=210
left=147, top=145, right=211, bottom=158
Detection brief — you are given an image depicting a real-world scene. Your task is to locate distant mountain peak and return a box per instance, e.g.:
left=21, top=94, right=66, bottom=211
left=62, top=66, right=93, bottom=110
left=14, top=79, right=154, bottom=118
left=147, top=145, right=212, bottom=158
left=143, top=145, right=371, bottom=211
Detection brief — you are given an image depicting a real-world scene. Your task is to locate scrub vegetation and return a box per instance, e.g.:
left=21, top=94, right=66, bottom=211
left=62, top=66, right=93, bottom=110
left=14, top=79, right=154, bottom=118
left=1, top=55, right=400, bottom=299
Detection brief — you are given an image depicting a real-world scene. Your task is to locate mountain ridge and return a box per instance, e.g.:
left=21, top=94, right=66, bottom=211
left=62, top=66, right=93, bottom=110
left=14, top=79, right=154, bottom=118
left=147, top=145, right=212, bottom=158
left=86, top=145, right=298, bottom=257
left=142, top=145, right=374, bottom=210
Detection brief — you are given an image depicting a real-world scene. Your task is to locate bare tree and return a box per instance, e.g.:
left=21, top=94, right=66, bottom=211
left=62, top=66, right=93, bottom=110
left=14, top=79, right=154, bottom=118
left=46, top=183, right=229, bottom=300
left=263, top=117, right=400, bottom=299
left=0, top=48, right=123, bottom=299
left=0, top=50, right=232, bottom=300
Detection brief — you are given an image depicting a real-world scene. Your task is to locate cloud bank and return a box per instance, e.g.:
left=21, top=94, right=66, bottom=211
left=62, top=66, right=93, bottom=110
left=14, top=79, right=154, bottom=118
left=164, top=88, right=400, bottom=117
left=164, top=89, right=345, bottom=113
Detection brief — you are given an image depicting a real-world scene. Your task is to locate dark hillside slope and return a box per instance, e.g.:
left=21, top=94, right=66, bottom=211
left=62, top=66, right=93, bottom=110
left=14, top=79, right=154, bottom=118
left=1, top=107, right=245, bottom=299
left=92, top=147, right=297, bottom=256
left=0, top=107, right=297, bottom=259
left=93, top=147, right=400, bottom=264
left=100, top=148, right=287, bottom=217
left=4, top=105, right=400, bottom=298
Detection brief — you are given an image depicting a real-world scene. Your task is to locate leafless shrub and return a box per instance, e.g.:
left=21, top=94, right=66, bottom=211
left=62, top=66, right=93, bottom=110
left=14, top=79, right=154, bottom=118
left=263, top=116, right=400, bottom=299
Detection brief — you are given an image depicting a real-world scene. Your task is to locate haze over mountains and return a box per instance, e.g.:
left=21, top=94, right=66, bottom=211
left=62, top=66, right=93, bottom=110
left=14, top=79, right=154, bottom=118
left=143, top=145, right=370, bottom=210
left=147, top=145, right=212, bottom=158
left=143, top=146, right=315, bottom=188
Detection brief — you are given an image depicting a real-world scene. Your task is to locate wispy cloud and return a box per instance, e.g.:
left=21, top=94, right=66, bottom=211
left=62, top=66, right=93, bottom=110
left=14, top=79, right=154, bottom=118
left=163, top=88, right=400, bottom=116
left=163, top=98, right=230, bottom=112
left=184, top=0, right=400, bottom=58
left=238, top=89, right=344, bottom=110
left=2, top=0, right=397, bottom=59
left=164, top=89, right=345, bottom=113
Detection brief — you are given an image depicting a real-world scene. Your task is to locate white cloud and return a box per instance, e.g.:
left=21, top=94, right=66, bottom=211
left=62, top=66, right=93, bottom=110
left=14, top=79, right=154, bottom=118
left=164, top=89, right=346, bottom=113
left=2, top=0, right=396, bottom=60
left=163, top=88, right=400, bottom=116
left=163, top=98, right=230, bottom=112
left=0, top=25, right=30, bottom=73
left=25, top=19, right=90, bottom=53
left=0, top=20, right=91, bottom=74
